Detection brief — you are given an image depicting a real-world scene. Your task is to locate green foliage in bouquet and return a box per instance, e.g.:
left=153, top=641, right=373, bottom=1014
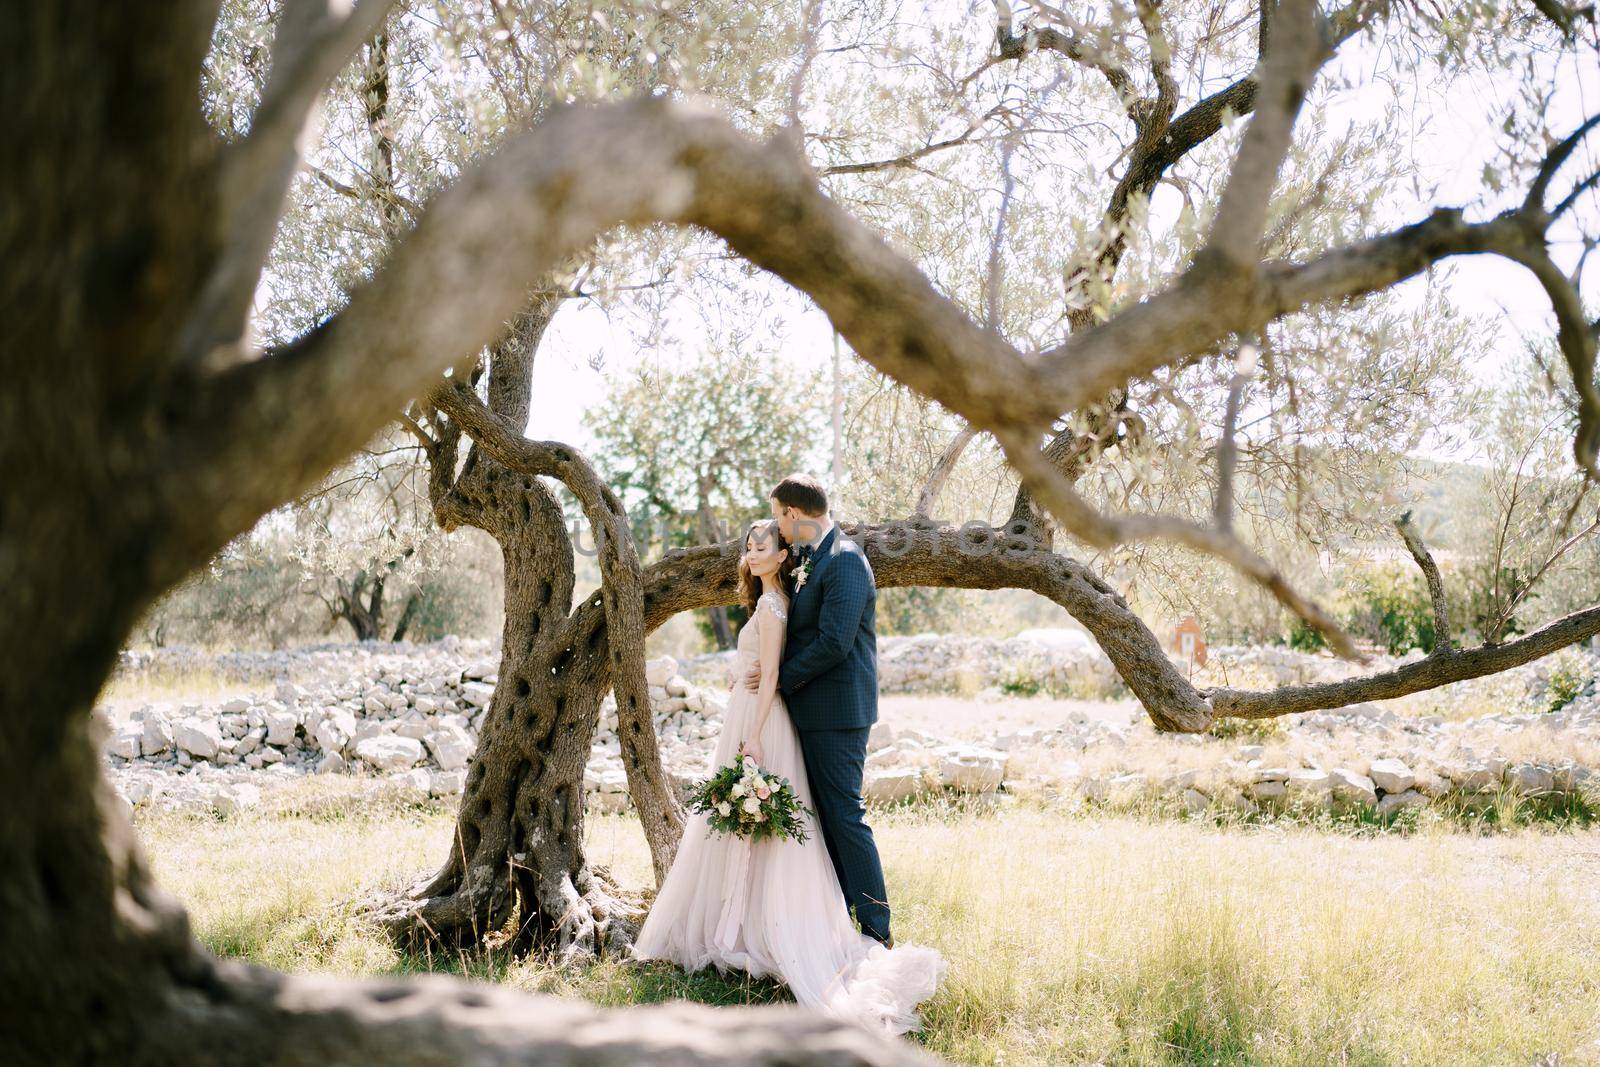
left=688, top=749, right=814, bottom=844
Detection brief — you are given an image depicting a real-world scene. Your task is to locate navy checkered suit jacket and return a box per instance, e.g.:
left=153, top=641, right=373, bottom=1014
left=777, top=525, right=878, bottom=732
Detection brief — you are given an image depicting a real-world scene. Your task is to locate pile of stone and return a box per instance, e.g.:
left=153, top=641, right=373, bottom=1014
left=103, top=640, right=499, bottom=816
left=1032, top=685, right=1600, bottom=817
left=101, top=634, right=1600, bottom=823
left=102, top=637, right=1016, bottom=818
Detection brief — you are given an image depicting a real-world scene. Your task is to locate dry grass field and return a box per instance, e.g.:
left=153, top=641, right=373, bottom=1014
left=136, top=776, right=1600, bottom=1065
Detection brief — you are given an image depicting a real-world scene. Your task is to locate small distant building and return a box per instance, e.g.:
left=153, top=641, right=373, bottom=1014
left=1171, top=615, right=1207, bottom=669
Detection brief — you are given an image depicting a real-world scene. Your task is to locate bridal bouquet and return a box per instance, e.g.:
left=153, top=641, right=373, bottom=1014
left=688, top=749, right=813, bottom=844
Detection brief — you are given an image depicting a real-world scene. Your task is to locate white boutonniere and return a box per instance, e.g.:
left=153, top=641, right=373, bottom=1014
left=793, top=555, right=813, bottom=589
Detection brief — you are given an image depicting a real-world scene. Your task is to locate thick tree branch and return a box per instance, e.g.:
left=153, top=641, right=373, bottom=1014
left=608, top=519, right=1600, bottom=732
left=159, top=99, right=1590, bottom=666
left=162, top=98, right=1033, bottom=596
left=914, top=427, right=980, bottom=516
left=1214, top=342, right=1257, bottom=532
left=620, top=519, right=1216, bottom=733
left=1395, top=511, right=1451, bottom=654
left=1208, top=600, right=1600, bottom=718
left=1205, top=0, right=1329, bottom=265
left=174, top=958, right=939, bottom=1066
left=1530, top=0, right=1596, bottom=41
left=181, top=0, right=397, bottom=365
left=1133, top=0, right=1179, bottom=127
left=1002, top=0, right=1378, bottom=532
left=995, top=1, right=1136, bottom=115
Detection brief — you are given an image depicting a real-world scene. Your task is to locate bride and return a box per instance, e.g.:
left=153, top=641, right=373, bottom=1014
left=630, top=518, right=945, bottom=1035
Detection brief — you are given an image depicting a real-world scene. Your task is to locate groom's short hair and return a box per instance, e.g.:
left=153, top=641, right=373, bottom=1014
left=771, top=473, right=828, bottom=516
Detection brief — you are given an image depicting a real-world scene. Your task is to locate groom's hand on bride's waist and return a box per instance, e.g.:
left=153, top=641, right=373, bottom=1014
left=743, top=665, right=762, bottom=691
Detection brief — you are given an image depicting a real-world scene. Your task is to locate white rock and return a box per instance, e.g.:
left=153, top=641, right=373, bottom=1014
left=140, top=711, right=174, bottom=755
left=174, top=717, right=222, bottom=760
left=1286, top=769, right=1332, bottom=794
left=264, top=710, right=298, bottom=746
left=1556, top=764, right=1596, bottom=793
left=1181, top=788, right=1210, bottom=813
left=1413, top=766, right=1451, bottom=797
left=353, top=718, right=392, bottom=744
left=865, top=745, right=905, bottom=770
left=1163, top=768, right=1200, bottom=790
left=865, top=768, right=927, bottom=804
left=1248, top=780, right=1287, bottom=802
left=1329, top=768, right=1378, bottom=806
left=1506, top=763, right=1555, bottom=796
left=354, top=735, right=426, bottom=772
left=645, top=657, right=677, bottom=686
left=388, top=768, right=433, bottom=802
left=459, top=681, right=496, bottom=709
left=425, top=724, right=476, bottom=771
left=107, top=722, right=144, bottom=759
left=313, top=710, right=358, bottom=755
left=1376, top=789, right=1427, bottom=817
left=429, top=769, right=467, bottom=796
left=1106, top=772, right=1149, bottom=798
left=1446, top=761, right=1502, bottom=791
left=214, top=783, right=261, bottom=816
left=1368, top=758, right=1415, bottom=794
left=938, top=746, right=1008, bottom=793
left=316, top=752, right=347, bottom=775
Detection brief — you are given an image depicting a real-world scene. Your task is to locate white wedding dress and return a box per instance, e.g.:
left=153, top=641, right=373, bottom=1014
left=630, top=590, right=945, bottom=1035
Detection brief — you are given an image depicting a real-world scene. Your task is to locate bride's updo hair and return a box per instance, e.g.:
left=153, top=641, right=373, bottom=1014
left=738, top=518, right=797, bottom=614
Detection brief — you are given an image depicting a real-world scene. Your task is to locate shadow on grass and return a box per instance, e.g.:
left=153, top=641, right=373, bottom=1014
left=384, top=937, right=796, bottom=1010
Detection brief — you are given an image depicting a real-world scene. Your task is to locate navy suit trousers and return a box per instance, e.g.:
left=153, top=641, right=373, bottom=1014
left=797, top=724, right=890, bottom=943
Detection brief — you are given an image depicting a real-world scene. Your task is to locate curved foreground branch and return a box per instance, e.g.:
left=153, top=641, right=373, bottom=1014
left=170, top=96, right=1592, bottom=668
left=165, top=958, right=937, bottom=1067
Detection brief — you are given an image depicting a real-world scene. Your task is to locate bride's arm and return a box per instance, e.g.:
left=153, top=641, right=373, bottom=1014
left=749, top=600, right=785, bottom=756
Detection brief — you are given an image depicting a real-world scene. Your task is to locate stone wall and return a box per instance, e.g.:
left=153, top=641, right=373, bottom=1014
left=101, top=635, right=1600, bottom=823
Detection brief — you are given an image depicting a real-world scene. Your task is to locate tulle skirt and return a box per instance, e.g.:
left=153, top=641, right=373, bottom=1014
left=630, top=668, right=944, bottom=1036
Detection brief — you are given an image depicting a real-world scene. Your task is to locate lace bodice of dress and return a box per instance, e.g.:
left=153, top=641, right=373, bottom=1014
left=733, top=591, right=788, bottom=669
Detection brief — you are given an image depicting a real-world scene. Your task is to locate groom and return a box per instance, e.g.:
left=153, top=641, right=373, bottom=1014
left=745, top=473, right=892, bottom=948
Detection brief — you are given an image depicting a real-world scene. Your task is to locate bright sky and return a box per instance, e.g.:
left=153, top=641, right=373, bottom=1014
left=524, top=16, right=1599, bottom=473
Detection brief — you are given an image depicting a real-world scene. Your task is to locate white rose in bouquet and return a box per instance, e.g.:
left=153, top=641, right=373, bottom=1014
left=742, top=796, right=760, bottom=814
left=731, top=782, right=745, bottom=798
left=716, top=801, right=732, bottom=817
